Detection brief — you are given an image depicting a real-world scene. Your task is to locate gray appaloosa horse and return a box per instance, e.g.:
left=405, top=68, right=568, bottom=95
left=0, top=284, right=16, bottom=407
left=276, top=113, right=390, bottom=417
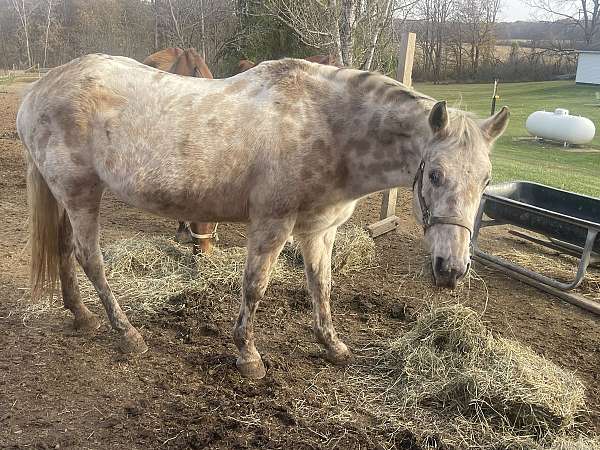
left=17, top=54, right=509, bottom=379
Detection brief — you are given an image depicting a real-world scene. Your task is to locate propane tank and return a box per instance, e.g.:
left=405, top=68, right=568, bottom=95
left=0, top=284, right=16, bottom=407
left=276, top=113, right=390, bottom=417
left=525, top=109, right=595, bottom=145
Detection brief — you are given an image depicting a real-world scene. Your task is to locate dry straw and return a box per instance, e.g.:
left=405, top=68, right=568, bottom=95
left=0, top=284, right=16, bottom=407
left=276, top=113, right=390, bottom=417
left=83, top=225, right=376, bottom=313
left=28, top=226, right=597, bottom=448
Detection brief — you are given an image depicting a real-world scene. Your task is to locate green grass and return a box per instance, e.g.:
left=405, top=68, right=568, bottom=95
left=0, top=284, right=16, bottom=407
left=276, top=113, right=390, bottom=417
left=0, top=75, right=15, bottom=85
left=414, top=80, right=600, bottom=197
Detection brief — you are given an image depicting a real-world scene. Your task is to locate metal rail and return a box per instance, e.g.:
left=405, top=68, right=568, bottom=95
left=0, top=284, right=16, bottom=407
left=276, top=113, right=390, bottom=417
left=472, top=198, right=600, bottom=315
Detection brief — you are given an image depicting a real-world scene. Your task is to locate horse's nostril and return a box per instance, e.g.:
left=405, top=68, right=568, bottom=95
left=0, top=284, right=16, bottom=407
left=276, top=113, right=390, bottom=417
left=448, top=271, right=458, bottom=289
left=435, top=256, right=445, bottom=274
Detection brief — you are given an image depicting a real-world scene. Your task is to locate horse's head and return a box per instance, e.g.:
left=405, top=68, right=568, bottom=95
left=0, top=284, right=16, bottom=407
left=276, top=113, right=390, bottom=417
left=169, top=48, right=213, bottom=79
left=413, top=101, right=509, bottom=288
left=304, top=54, right=341, bottom=67
left=237, top=59, right=257, bottom=73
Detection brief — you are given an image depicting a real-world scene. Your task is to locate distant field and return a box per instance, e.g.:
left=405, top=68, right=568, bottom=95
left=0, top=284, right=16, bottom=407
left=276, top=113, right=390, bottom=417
left=416, top=80, right=600, bottom=197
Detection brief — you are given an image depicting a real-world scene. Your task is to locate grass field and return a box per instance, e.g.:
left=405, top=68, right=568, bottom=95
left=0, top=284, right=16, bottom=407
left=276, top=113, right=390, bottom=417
left=416, top=80, right=600, bottom=197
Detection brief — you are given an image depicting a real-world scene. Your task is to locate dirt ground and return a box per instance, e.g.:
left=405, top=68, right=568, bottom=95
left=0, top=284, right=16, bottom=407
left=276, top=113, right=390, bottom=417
left=1, top=84, right=599, bottom=450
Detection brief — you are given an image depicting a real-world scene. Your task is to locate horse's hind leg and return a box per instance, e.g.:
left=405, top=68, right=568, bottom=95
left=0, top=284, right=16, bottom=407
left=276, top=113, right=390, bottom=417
left=67, top=203, right=147, bottom=354
left=58, top=211, right=101, bottom=332
left=296, top=227, right=351, bottom=365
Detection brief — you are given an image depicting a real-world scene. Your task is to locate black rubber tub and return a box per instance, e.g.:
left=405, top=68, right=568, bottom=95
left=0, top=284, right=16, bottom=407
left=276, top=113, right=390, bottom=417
left=482, top=181, right=600, bottom=253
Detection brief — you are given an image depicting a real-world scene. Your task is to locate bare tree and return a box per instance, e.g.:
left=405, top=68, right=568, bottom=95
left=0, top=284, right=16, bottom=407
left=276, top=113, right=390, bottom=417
left=530, top=0, right=599, bottom=46
left=263, top=0, right=412, bottom=67
left=43, top=0, right=53, bottom=67
left=361, top=0, right=415, bottom=70
left=415, top=0, right=455, bottom=81
left=10, top=0, right=36, bottom=67
left=167, top=0, right=186, bottom=47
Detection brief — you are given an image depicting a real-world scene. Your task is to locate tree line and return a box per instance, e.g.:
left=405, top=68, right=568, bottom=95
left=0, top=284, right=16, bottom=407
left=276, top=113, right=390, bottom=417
left=1, top=0, right=596, bottom=81
left=0, top=0, right=411, bottom=76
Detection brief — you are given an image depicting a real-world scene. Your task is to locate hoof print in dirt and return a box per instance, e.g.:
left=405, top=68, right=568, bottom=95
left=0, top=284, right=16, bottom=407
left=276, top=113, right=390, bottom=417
left=176, top=326, right=194, bottom=344
left=283, top=287, right=311, bottom=311
left=199, top=323, right=220, bottom=337
left=273, top=406, right=297, bottom=426
left=124, top=401, right=146, bottom=417
left=389, top=302, right=415, bottom=321
left=351, top=293, right=379, bottom=313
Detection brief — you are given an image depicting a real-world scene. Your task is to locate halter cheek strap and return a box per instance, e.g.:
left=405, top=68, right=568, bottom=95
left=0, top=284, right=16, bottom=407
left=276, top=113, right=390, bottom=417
left=413, top=160, right=473, bottom=238
left=190, top=223, right=219, bottom=241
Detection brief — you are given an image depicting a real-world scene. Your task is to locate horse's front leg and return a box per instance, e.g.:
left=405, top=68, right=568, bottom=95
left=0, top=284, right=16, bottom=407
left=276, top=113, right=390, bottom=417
left=233, top=218, right=294, bottom=379
left=174, top=221, right=192, bottom=244
left=190, top=222, right=217, bottom=255
left=297, top=227, right=352, bottom=365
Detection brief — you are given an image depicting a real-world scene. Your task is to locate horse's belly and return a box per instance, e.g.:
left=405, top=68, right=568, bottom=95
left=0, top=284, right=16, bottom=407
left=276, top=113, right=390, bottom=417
left=105, top=174, right=250, bottom=223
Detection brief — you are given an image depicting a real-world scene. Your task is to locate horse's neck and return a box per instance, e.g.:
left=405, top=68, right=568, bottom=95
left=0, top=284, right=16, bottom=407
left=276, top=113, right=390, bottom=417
left=340, top=97, right=429, bottom=199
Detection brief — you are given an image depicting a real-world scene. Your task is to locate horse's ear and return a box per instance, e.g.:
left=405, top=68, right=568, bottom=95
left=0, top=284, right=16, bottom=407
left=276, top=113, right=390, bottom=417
left=480, top=106, right=510, bottom=142
left=429, top=101, right=448, bottom=135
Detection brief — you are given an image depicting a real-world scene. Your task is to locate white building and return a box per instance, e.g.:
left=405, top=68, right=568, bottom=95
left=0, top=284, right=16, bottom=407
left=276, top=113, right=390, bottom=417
left=576, top=43, right=600, bottom=85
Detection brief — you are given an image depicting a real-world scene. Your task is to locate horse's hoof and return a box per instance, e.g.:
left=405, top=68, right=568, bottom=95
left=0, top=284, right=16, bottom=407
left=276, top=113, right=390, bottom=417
left=325, top=345, right=353, bottom=366
left=73, top=313, right=102, bottom=333
left=118, top=329, right=148, bottom=354
left=236, top=357, right=266, bottom=379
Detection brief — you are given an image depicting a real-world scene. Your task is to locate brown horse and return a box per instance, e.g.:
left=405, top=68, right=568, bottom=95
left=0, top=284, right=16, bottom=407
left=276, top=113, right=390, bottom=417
left=143, top=47, right=216, bottom=253
left=236, top=54, right=340, bottom=74
left=18, top=55, right=509, bottom=378
left=304, top=54, right=340, bottom=66
left=237, top=59, right=257, bottom=73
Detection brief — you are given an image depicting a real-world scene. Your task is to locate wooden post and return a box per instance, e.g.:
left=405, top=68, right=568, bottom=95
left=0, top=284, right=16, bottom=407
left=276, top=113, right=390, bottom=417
left=367, top=32, right=416, bottom=238
left=396, top=32, right=416, bottom=88
left=490, top=79, right=498, bottom=116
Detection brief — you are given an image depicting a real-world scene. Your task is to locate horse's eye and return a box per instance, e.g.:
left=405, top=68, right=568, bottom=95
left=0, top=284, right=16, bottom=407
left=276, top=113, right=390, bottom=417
left=429, top=169, right=443, bottom=187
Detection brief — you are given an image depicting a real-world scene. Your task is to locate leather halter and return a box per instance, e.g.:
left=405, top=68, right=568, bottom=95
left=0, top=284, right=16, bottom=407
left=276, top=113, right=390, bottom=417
left=412, top=160, right=473, bottom=238
left=190, top=223, right=219, bottom=241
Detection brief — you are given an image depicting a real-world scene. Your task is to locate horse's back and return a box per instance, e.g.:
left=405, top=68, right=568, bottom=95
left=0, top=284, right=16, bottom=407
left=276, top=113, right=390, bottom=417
left=18, top=54, right=278, bottom=221
left=18, top=54, right=348, bottom=222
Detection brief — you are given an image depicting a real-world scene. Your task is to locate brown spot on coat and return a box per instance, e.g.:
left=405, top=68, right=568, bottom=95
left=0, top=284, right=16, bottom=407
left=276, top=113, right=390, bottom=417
left=223, top=80, right=250, bottom=95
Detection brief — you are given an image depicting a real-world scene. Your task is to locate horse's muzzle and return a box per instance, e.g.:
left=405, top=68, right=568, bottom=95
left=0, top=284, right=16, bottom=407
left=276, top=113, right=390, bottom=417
left=433, top=256, right=466, bottom=289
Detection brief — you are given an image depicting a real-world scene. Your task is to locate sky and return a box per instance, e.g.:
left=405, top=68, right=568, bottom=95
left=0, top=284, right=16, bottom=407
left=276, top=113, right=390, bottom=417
left=499, top=0, right=538, bottom=22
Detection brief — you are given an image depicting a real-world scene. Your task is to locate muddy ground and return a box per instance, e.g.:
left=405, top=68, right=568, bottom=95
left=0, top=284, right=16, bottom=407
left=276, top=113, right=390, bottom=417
left=1, top=84, right=599, bottom=449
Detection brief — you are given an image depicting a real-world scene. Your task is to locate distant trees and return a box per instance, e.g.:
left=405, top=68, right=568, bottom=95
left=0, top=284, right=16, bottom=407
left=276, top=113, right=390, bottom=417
left=530, top=0, right=599, bottom=47
left=261, top=0, right=412, bottom=69
left=0, top=0, right=581, bottom=81
left=411, top=0, right=501, bottom=82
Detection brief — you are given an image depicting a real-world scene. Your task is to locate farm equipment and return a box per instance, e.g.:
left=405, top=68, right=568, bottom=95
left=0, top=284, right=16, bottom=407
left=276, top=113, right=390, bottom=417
left=472, top=181, right=600, bottom=315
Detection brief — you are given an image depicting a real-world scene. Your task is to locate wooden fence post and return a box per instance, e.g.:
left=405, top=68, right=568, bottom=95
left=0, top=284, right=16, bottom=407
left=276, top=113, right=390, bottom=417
left=367, top=31, right=416, bottom=238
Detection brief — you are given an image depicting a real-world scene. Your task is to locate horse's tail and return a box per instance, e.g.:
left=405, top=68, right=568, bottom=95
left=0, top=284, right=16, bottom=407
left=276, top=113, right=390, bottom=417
left=26, top=155, right=61, bottom=300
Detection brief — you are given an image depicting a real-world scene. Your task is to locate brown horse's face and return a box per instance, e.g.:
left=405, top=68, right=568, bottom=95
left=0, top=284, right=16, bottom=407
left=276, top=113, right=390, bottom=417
left=413, top=102, right=509, bottom=288
left=169, top=48, right=213, bottom=79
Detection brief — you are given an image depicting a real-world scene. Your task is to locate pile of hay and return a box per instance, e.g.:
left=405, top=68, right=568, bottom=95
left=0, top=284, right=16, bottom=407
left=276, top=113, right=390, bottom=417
left=82, top=225, right=375, bottom=313
left=346, top=304, right=591, bottom=449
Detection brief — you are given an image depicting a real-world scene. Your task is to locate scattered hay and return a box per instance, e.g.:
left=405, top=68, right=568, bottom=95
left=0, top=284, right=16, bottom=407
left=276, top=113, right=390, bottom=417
left=86, top=237, right=292, bottom=313
left=550, top=435, right=600, bottom=450
left=80, top=225, right=375, bottom=313
left=494, top=248, right=600, bottom=301
left=281, top=226, right=376, bottom=274
left=332, top=226, right=376, bottom=274
left=343, top=304, right=590, bottom=449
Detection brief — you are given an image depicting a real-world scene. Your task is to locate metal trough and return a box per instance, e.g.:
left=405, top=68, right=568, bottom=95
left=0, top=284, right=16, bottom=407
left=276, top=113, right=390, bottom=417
left=472, top=181, right=600, bottom=315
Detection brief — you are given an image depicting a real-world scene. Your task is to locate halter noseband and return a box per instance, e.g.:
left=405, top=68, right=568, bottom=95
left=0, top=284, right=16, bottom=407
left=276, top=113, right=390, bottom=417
left=412, top=160, right=473, bottom=238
